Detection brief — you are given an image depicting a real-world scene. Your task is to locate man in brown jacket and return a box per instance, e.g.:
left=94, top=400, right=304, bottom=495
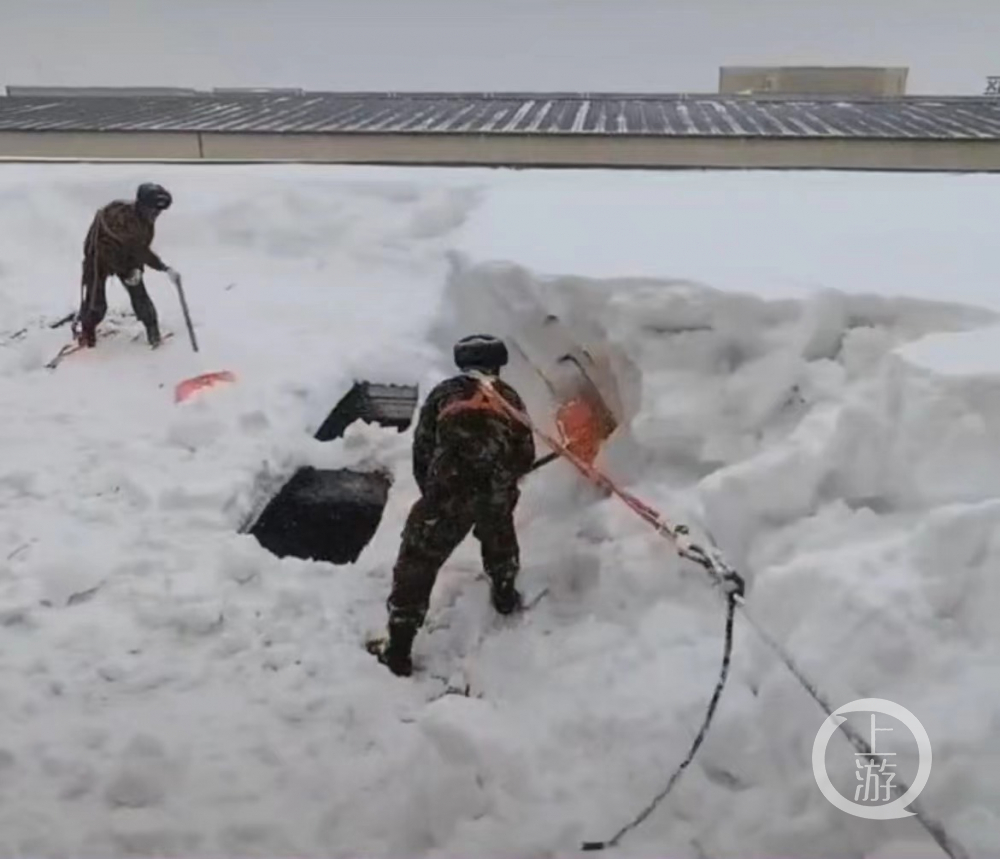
left=76, top=183, right=181, bottom=348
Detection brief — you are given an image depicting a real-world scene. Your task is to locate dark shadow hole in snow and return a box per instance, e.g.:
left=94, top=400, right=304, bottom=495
left=250, top=466, right=394, bottom=565
left=248, top=381, right=418, bottom=565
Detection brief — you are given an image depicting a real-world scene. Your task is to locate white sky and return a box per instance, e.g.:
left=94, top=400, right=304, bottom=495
left=1, top=0, right=996, bottom=95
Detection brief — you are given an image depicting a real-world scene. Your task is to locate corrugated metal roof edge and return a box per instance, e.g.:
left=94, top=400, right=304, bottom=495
left=3, top=126, right=995, bottom=141
left=3, top=88, right=1000, bottom=105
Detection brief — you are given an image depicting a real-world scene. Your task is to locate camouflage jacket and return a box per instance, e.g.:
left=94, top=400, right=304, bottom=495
left=83, top=201, right=168, bottom=279
left=412, top=372, right=536, bottom=494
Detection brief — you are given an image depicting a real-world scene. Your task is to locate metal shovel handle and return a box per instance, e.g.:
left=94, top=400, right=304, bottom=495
left=172, top=273, right=199, bottom=353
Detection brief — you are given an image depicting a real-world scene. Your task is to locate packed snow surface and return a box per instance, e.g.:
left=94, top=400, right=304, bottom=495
left=1, top=164, right=999, bottom=858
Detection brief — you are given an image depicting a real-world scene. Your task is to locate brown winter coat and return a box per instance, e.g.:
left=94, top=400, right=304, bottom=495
left=82, top=200, right=168, bottom=285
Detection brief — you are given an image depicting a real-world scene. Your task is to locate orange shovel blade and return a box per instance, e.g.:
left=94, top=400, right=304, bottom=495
left=174, top=370, right=237, bottom=403
left=555, top=393, right=615, bottom=465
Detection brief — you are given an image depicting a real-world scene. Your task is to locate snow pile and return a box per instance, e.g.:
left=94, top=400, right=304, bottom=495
left=439, top=256, right=1000, bottom=856
left=0, top=164, right=999, bottom=858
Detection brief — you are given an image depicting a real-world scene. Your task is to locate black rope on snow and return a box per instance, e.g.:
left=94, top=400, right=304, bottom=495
left=581, top=592, right=738, bottom=852
left=736, top=606, right=969, bottom=859
left=691, top=526, right=968, bottom=859
left=580, top=592, right=968, bottom=859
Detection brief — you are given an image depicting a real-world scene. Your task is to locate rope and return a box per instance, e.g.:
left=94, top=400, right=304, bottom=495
left=582, top=592, right=737, bottom=851
left=735, top=604, right=968, bottom=859
left=469, top=373, right=744, bottom=847
left=469, top=372, right=967, bottom=858
left=473, top=372, right=745, bottom=599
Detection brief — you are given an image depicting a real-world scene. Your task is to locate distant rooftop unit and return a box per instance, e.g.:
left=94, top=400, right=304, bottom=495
left=719, top=66, right=908, bottom=96
left=211, top=87, right=305, bottom=96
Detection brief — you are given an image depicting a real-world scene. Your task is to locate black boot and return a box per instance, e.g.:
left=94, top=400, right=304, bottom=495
left=146, top=322, right=162, bottom=348
left=491, top=577, right=523, bottom=615
left=125, top=281, right=161, bottom=347
left=371, top=615, right=417, bottom=677
left=78, top=324, right=97, bottom=348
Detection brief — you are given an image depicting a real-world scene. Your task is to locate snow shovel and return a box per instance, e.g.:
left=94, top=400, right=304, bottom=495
left=170, top=274, right=238, bottom=403
left=526, top=357, right=619, bottom=474
left=551, top=353, right=618, bottom=460
left=175, top=370, right=237, bottom=403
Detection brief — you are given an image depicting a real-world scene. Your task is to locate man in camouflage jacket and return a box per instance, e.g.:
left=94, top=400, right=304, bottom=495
left=76, top=182, right=181, bottom=348
left=372, top=334, right=536, bottom=676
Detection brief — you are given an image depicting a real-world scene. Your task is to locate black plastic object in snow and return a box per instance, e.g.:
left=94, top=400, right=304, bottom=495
left=246, top=379, right=419, bottom=565
left=314, top=382, right=419, bottom=442
left=250, top=466, right=392, bottom=565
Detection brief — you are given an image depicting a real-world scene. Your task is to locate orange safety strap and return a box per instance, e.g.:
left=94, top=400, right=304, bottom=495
left=438, top=385, right=512, bottom=422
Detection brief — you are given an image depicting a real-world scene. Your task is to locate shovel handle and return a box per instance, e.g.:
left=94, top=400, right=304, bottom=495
left=173, top=274, right=199, bottom=353
left=528, top=452, right=559, bottom=473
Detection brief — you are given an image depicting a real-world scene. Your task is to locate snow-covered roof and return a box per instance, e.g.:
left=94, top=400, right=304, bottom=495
left=2, top=90, right=1000, bottom=139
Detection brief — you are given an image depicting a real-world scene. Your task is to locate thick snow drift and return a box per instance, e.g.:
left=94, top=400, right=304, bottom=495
left=0, top=164, right=998, bottom=858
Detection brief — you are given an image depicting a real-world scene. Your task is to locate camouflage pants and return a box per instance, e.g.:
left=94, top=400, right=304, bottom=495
left=387, top=483, right=520, bottom=629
